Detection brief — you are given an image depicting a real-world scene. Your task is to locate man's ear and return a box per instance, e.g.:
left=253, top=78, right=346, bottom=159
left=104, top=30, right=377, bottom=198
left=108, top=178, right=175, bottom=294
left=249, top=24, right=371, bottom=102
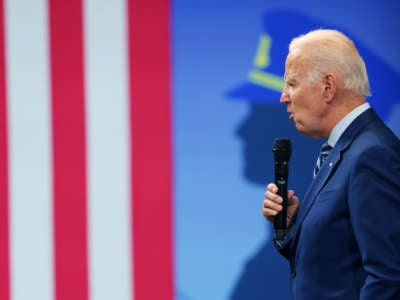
left=322, top=73, right=336, bottom=103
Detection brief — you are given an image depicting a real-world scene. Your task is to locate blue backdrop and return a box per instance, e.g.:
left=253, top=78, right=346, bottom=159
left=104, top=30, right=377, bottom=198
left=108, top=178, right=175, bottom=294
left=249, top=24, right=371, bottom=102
left=172, top=1, right=400, bottom=299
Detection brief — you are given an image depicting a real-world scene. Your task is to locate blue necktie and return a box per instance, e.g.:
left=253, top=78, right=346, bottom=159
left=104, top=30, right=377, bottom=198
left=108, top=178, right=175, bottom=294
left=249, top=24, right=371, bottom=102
left=313, top=142, right=332, bottom=178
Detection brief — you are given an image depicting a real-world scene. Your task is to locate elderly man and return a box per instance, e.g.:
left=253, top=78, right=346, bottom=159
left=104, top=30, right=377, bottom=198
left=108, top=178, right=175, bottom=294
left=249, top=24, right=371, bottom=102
left=262, top=29, right=400, bottom=299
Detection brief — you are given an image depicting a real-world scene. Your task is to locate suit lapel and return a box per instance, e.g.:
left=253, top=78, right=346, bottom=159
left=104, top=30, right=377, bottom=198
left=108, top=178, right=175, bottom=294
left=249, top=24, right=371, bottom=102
left=293, top=148, right=342, bottom=230
left=288, top=108, right=379, bottom=251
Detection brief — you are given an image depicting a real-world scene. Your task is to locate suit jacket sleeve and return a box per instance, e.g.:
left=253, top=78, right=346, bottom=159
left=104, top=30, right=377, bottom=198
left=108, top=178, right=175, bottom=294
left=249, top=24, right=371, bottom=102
left=349, top=145, right=400, bottom=299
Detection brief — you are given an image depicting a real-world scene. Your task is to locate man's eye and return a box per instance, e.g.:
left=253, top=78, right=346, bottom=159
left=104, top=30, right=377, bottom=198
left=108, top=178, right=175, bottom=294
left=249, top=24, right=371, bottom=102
left=286, top=82, right=295, bottom=87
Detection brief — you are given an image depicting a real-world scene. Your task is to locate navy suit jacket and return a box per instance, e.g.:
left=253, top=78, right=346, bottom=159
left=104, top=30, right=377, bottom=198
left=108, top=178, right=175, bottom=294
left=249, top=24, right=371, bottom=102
left=276, top=108, right=400, bottom=299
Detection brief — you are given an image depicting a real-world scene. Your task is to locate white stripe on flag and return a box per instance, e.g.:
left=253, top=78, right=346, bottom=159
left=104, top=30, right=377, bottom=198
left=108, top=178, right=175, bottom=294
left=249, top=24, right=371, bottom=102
left=5, top=0, right=53, bottom=300
left=84, top=0, right=132, bottom=299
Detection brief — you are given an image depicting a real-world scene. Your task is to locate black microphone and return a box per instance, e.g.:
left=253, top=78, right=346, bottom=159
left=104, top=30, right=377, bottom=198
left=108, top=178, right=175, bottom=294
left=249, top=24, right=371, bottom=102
left=272, top=138, right=292, bottom=240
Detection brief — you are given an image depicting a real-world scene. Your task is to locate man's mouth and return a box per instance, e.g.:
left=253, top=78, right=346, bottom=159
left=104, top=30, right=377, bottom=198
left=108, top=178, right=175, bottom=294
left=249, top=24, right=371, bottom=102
left=288, top=113, right=294, bottom=120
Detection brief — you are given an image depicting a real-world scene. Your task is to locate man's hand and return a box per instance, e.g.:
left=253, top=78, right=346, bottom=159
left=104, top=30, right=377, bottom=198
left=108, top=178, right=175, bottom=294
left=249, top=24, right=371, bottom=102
left=262, top=183, right=300, bottom=228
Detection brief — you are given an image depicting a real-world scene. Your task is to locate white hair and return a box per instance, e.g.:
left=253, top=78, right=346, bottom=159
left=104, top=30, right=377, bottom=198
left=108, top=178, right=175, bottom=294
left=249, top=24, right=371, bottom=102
left=289, top=29, right=371, bottom=97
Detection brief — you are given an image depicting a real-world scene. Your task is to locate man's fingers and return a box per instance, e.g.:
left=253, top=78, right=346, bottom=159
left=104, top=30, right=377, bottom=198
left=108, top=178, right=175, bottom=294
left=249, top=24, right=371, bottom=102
left=262, top=207, right=279, bottom=217
left=266, top=183, right=278, bottom=193
left=264, top=190, right=283, bottom=204
left=263, top=199, right=282, bottom=211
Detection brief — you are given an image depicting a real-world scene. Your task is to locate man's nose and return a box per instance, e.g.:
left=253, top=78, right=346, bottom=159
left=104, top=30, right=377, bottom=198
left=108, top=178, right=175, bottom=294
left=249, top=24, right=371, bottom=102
left=280, top=91, right=289, bottom=104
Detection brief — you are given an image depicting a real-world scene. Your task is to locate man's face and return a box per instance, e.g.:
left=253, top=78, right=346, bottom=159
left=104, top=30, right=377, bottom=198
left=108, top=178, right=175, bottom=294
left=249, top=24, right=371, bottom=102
left=280, top=50, right=327, bottom=138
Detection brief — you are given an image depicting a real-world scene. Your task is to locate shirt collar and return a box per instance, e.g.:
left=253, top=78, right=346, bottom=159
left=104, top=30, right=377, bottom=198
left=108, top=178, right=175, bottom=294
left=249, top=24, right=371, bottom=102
left=327, top=102, right=370, bottom=147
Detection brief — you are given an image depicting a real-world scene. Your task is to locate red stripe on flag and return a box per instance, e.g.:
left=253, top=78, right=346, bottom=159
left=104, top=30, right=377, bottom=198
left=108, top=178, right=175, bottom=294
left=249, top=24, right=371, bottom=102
left=48, top=1, right=89, bottom=300
left=0, top=0, right=10, bottom=299
left=127, top=0, right=174, bottom=298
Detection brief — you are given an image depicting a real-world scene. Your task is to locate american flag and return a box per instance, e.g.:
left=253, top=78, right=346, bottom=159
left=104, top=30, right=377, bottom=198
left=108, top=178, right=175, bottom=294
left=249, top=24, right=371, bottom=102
left=0, top=0, right=174, bottom=299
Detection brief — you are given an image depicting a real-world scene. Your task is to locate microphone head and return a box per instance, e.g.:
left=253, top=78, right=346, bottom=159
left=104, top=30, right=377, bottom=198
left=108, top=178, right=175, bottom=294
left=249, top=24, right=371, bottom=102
left=272, top=138, right=292, bottom=161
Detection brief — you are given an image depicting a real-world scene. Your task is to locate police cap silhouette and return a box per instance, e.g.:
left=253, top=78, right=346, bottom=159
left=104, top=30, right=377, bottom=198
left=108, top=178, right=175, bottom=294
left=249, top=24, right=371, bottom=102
left=227, top=9, right=400, bottom=120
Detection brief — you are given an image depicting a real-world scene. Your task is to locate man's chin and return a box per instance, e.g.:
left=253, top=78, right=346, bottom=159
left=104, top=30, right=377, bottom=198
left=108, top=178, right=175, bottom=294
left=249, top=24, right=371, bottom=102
left=295, top=125, right=323, bottom=139
left=294, top=122, right=308, bottom=136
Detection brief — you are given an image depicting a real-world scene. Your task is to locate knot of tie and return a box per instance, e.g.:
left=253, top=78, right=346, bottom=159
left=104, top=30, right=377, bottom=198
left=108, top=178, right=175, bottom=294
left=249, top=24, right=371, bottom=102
left=313, top=142, right=333, bottom=178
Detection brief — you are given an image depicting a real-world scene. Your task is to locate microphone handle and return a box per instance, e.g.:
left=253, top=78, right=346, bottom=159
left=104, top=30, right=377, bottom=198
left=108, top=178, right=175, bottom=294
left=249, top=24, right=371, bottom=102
left=274, top=161, right=288, bottom=240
